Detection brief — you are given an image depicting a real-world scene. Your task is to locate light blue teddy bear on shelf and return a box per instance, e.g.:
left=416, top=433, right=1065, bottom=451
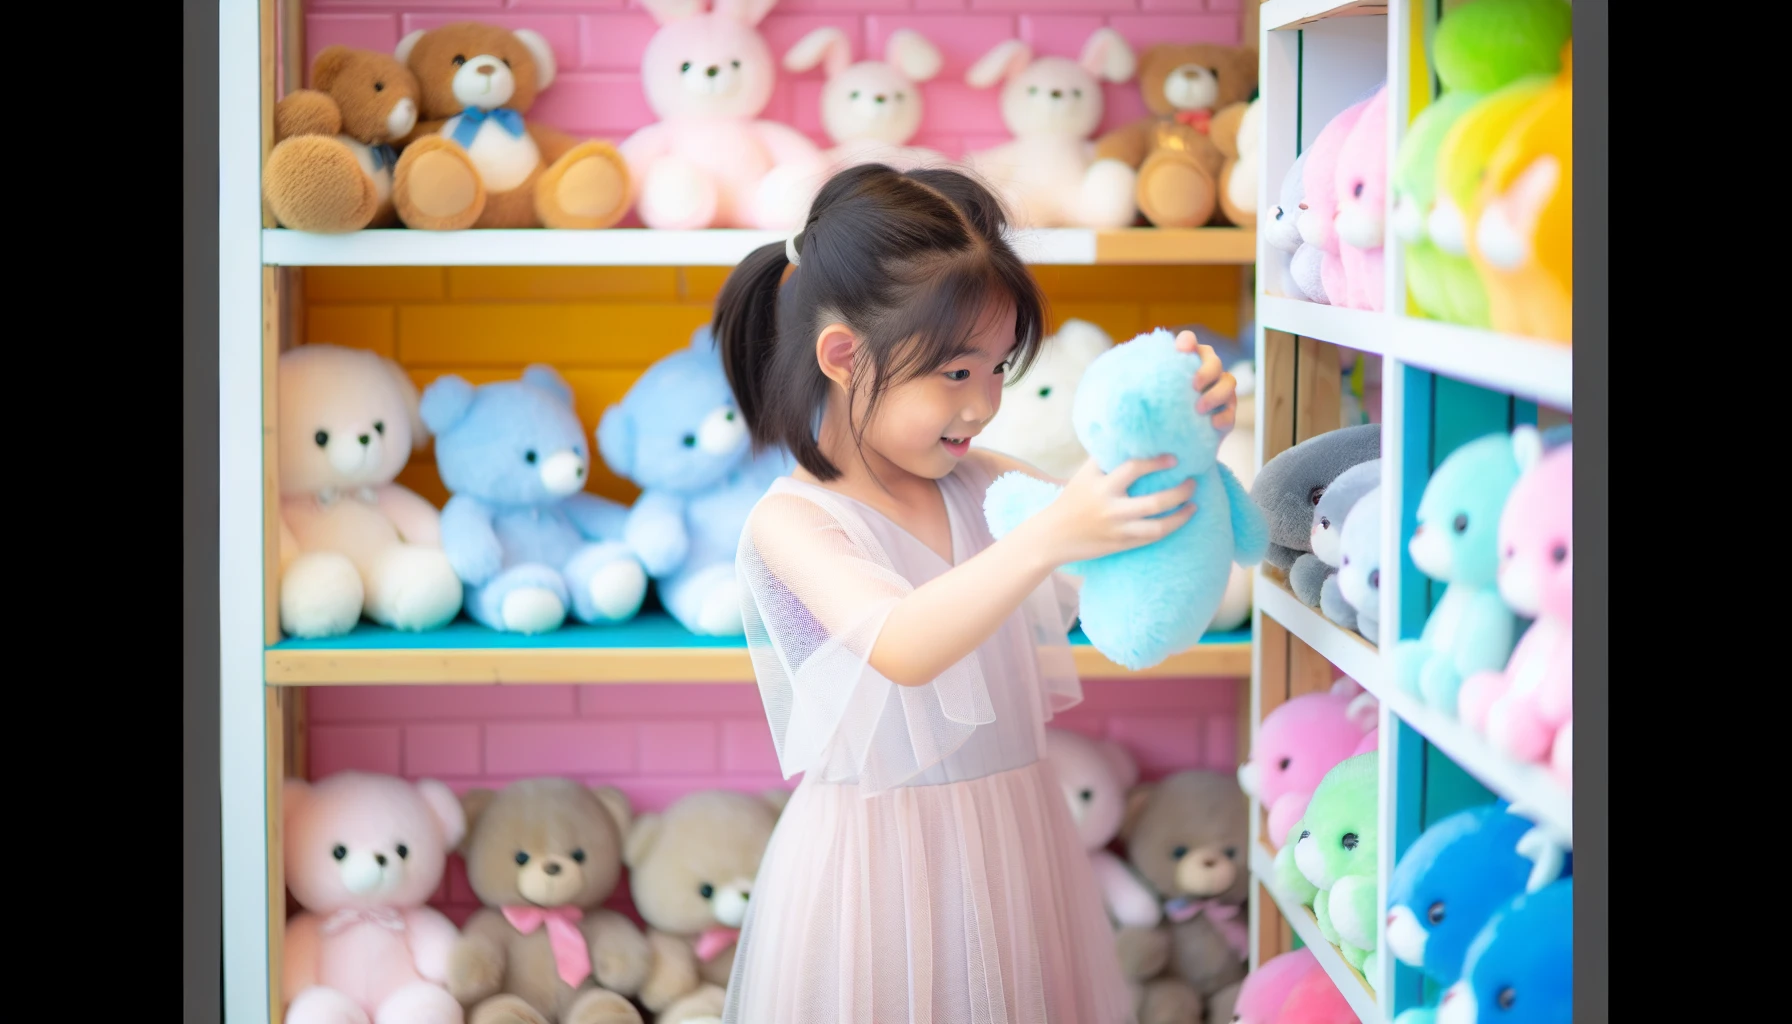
left=1395, top=431, right=1524, bottom=715
left=420, top=365, right=649, bottom=635
left=982, top=328, right=1269, bottom=670
left=597, top=326, right=794, bottom=636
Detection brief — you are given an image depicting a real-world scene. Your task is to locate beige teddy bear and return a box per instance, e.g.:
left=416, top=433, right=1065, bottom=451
left=621, top=789, right=790, bottom=1024
left=449, top=779, right=666, bottom=1024
left=278, top=344, right=463, bottom=638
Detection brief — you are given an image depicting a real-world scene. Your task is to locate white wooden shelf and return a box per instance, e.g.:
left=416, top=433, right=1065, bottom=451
left=261, top=227, right=1258, bottom=268
left=1255, top=571, right=1386, bottom=691
left=1262, top=0, right=1390, bottom=32
left=1249, top=840, right=1386, bottom=1024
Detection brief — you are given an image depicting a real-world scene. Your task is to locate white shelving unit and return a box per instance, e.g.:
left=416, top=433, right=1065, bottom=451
left=1244, top=2, right=1574, bottom=1021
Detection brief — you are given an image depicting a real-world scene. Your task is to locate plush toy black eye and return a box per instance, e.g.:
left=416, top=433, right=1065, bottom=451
left=1496, top=987, right=1516, bottom=1010
left=1171, top=845, right=1189, bottom=860
left=502, top=58, right=511, bottom=68
left=682, top=434, right=697, bottom=448
left=453, top=55, right=467, bottom=66
left=1224, top=847, right=1237, bottom=860
left=1452, top=513, right=1469, bottom=533
left=681, top=61, right=693, bottom=72
left=1277, top=757, right=1291, bottom=770
left=1369, top=569, right=1380, bottom=588
left=374, top=81, right=385, bottom=92
left=1309, top=486, right=1325, bottom=506
left=699, top=883, right=716, bottom=899
left=725, top=410, right=737, bottom=421
left=1320, top=516, right=1331, bottom=530
left=332, top=845, right=347, bottom=861
left=571, top=849, right=587, bottom=863
left=1273, top=206, right=1283, bottom=220
left=732, top=60, right=742, bottom=69
left=1028, top=86, right=1039, bottom=95
left=850, top=90, right=860, bottom=99
left=373, top=421, right=385, bottom=435
left=525, top=450, right=538, bottom=464
left=1353, top=183, right=1364, bottom=198
left=515, top=851, right=531, bottom=865
left=1072, top=88, right=1083, bottom=98
left=395, top=843, right=409, bottom=859
left=1035, top=386, right=1052, bottom=398
left=1427, top=900, right=1445, bottom=924
left=315, top=430, right=330, bottom=447
left=1341, top=832, right=1359, bottom=850
left=1552, top=544, right=1568, bottom=563
left=1342, top=556, right=1350, bottom=566
left=1299, top=830, right=1310, bottom=840
left=1079, top=788, right=1094, bottom=802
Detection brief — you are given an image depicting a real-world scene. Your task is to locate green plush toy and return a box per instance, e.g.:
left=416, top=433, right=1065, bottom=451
left=1394, top=0, right=1571, bottom=325
left=1273, top=818, right=1320, bottom=907
left=1292, top=753, right=1379, bottom=978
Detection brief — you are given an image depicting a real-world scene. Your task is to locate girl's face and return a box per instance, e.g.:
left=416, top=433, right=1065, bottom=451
left=847, top=302, right=1019, bottom=483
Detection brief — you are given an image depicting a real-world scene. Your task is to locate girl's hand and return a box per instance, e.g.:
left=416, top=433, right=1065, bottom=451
left=1176, top=330, right=1238, bottom=434
left=1028, top=454, right=1197, bottom=566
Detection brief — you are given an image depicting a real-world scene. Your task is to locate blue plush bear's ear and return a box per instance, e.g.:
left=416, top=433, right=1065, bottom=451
left=419, top=375, right=475, bottom=435
left=521, top=364, right=576, bottom=409
left=596, top=405, right=635, bottom=480
left=690, top=323, right=717, bottom=353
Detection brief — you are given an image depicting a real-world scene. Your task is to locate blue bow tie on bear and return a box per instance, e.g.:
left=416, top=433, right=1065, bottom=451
left=449, top=106, right=526, bottom=150
left=369, top=143, right=398, bottom=173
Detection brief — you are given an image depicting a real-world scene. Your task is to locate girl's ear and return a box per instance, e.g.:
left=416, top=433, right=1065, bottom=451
left=815, top=323, right=857, bottom=390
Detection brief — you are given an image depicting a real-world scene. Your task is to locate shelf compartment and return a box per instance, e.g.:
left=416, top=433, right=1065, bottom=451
left=261, top=227, right=1257, bottom=268
left=1263, top=0, right=1390, bottom=32
left=266, top=614, right=1253, bottom=685
left=1255, top=571, right=1385, bottom=693
left=1249, top=838, right=1386, bottom=1024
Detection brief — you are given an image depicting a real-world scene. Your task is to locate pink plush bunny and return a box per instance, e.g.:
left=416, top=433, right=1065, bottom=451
left=619, top=0, right=830, bottom=230
left=1237, top=678, right=1378, bottom=851
left=962, top=29, right=1140, bottom=229
left=1297, top=94, right=1374, bottom=308
left=1045, top=728, right=1161, bottom=930
left=1234, top=949, right=1324, bottom=1024
left=782, top=26, right=950, bottom=175
left=1458, top=429, right=1571, bottom=780
left=283, top=771, right=468, bottom=1024
left=1333, top=85, right=1389, bottom=311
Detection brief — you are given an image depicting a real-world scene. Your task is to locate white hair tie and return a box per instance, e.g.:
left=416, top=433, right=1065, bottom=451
left=785, top=230, right=803, bottom=267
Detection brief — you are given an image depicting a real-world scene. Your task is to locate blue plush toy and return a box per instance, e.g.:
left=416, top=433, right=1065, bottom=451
left=982, top=328, right=1269, bottom=670
left=1438, top=878, right=1573, bottom=1024
left=1395, top=432, right=1524, bottom=714
left=597, top=327, right=794, bottom=636
left=420, top=365, right=649, bottom=635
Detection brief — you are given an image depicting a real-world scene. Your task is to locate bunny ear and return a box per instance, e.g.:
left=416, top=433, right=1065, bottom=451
left=1078, top=27, right=1136, bottom=84
left=641, top=0, right=707, bottom=25
left=785, top=26, right=853, bottom=80
left=714, top=0, right=777, bottom=28
left=966, top=39, right=1032, bottom=89
left=886, top=29, right=943, bottom=83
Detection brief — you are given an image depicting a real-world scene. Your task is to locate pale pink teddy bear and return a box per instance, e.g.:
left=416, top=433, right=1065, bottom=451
left=1333, top=84, right=1389, bottom=311
left=1237, top=677, right=1379, bottom=850
left=782, top=25, right=951, bottom=175
left=1297, top=93, right=1375, bottom=309
left=1459, top=429, right=1571, bottom=783
left=1045, top=728, right=1160, bottom=929
left=618, top=0, right=830, bottom=230
left=283, top=771, right=469, bottom=1024
left=1232, top=949, right=1323, bottom=1024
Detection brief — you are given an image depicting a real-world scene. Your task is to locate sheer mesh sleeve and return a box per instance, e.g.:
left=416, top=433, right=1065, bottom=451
left=738, top=488, right=997, bottom=794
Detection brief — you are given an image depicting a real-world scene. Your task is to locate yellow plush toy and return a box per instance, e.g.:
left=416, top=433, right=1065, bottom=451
left=1472, top=43, right=1572, bottom=344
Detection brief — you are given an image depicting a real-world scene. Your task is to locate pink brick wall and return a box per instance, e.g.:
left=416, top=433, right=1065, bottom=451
left=308, top=678, right=1241, bottom=925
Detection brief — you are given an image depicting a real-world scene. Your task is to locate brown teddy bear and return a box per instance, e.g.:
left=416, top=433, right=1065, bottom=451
left=1118, top=770, right=1251, bottom=1024
left=391, top=22, right=631, bottom=231
left=449, top=779, right=664, bottom=1024
left=1093, top=44, right=1259, bottom=228
left=263, top=46, right=422, bottom=233
left=621, top=789, right=789, bottom=1024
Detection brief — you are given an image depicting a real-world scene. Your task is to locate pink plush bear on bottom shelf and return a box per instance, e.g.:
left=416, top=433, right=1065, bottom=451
left=1237, top=678, right=1379, bottom=851
left=1298, top=93, right=1375, bottom=309
left=1333, top=85, right=1389, bottom=311
left=1458, top=429, right=1571, bottom=784
left=1233, top=948, right=1323, bottom=1024
left=283, top=771, right=468, bottom=1024
left=1278, top=964, right=1360, bottom=1023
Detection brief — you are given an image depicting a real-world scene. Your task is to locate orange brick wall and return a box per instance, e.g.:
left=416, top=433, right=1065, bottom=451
left=301, top=264, right=1249, bottom=508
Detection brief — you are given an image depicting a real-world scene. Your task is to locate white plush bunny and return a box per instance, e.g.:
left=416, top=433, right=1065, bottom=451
left=962, top=29, right=1140, bottom=229
left=783, top=26, right=951, bottom=174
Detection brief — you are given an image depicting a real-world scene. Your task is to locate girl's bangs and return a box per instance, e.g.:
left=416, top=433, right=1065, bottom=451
left=873, top=251, right=1046, bottom=388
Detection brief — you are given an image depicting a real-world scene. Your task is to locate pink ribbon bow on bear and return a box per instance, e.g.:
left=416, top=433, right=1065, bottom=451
left=694, top=926, right=740, bottom=964
left=1164, top=897, right=1249, bottom=960
left=503, top=905, right=591, bottom=988
left=320, top=906, right=407, bottom=936
left=1173, top=109, right=1214, bottom=133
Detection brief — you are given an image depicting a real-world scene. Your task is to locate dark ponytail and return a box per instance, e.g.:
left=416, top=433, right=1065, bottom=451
left=712, top=163, right=1048, bottom=482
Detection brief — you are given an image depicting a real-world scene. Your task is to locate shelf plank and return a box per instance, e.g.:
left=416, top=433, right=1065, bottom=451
left=1255, top=571, right=1386, bottom=692
left=1248, top=839, right=1386, bottom=1024
left=1262, top=0, right=1390, bottom=32
left=266, top=614, right=1252, bottom=685
left=260, top=228, right=1256, bottom=268
left=1257, top=296, right=1395, bottom=358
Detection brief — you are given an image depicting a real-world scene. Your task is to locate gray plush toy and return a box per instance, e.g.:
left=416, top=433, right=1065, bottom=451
left=1335, top=487, right=1382, bottom=645
left=1314, top=459, right=1381, bottom=629
left=1251, top=424, right=1381, bottom=606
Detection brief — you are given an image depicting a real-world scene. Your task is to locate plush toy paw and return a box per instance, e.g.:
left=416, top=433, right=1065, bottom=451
left=1138, top=977, right=1202, bottom=1024
left=287, top=985, right=373, bottom=1024
left=638, top=158, right=720, bottom=231
left=1075, top=157, right=1140, bottom=228
left=1418, top=657, right=1464, bottom=715
left=501, top=586, right=567, bottom=635
left=627, top=514, right=691, bottom=578
left=264, top=136, right=380, bottom=233
left=564, top=543, right=648, bottom=625
left=365, top=545, right=463, bottom=632
left=1319, top=574, right=1358, bottom=631
left=657, top=984, right=726, bottom=1024
left=638, top=930, right=701, bottom=1012
left=374, top=981, right=463, bottom=1024
left=448, top=937, right=506, bottom=1005
left=1207, top=980, right=1242, bottom=1024
left=536, top=141, right=631, bottom=229
left=694, top=574, right=745, bottom=636
left=565, top=988, right=644, bottom=1024
left=394, top=136, right=486, bottom=231
left=1289, top=553, right=1331, bottom=606
left=468, top=994, right=549, bottom=1024
left=1114, top=925, right=1171, bottom=980
left=1329, top=873, right=1378, bottom=951
left=1136, top=148, right=1218, bottom=228
left=982, top=471, right=1063, bottom=540
left=280, top=551, right=366, bottom=638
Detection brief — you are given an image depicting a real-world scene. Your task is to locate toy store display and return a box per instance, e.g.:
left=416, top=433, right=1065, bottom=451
left=619, top=0, right=830, bottom=231
left=597, top=328, right=795, bottom=637
left=962, top=28, right=1142, bottom=229
left=421, top=366, right=650, bottom=636
left=781, top=27, right=950, bottom=175
left=1236, top=678, right=1377, bottom=852
left=390, top=23, right=632, bottom=231
left=1092, top=44, right=1260, bottom=229
left=1289, top=752, right=1381, bottom=984
left=263, top=46, right=421, bottom=233
left=1251, top=423, right=1381, bottom=608
left=984, top=328, right=1269, bottom=671
left=622, top=789, right=789, bottom=1023
left=277, top=344, right=463, bottom=639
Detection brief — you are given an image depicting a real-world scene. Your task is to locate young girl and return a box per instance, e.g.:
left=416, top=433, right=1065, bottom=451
left=714, top=164, right=1238, bottom=1024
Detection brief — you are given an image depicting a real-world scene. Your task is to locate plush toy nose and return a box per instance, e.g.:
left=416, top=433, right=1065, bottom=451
left=1050, top=88, right=1064, bottom=98
left=875, top=94, right=887, bottom=103
left=339, top=850, right=386, bottom=894
left=713, top=881, right=753, bottom=927
left=706, top=65, right=721, bottom=78
left=477, top=63, right=496, bottom=77
left=539, top=451, right=587, bottom=496
left=543, top=861, right=562, bottom=876
left=387, top=98, right=418, bottom=139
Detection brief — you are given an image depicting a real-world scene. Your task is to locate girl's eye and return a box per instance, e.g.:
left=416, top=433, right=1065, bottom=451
left=945, top=369, right=971, bottom=382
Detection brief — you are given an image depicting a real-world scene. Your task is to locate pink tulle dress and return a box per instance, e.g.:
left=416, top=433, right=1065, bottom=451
left=723, top=451, right=1134, bottom=1024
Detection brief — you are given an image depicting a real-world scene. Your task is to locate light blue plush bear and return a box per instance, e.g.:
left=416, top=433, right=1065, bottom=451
left=1386, top=802, right=1572, bottom=1024
left=420, top=365, right=649, bottom=635
left=1437, top=878, right=1573, bottom=1024
left=597, top=327, right=794, bottom=636
left=1395, top=432, right=1524, bottom=714
left=982, top=328, right=1269, bottom=670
